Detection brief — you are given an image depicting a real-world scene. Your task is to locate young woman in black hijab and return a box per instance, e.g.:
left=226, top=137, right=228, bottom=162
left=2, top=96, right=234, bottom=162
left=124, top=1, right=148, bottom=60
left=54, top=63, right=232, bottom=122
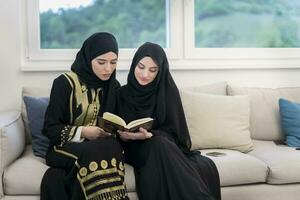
left=116, top=42, right=221, bottom=200
left=40, top=32, right=129, bottom=200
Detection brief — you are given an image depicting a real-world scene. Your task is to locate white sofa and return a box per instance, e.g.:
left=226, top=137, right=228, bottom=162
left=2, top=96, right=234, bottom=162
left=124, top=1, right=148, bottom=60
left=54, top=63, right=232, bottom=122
left=1, top=82, right=300, bottom=200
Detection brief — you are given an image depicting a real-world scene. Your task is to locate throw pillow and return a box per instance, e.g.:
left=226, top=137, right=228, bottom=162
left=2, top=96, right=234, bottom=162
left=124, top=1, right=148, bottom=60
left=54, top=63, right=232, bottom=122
left=228, top=85, right=300, bottom=141
left=181, top=91, right=253, bottom=153
left=23, top=96, right=50, bottom=158
left=279, top=98, right=300, bottom=147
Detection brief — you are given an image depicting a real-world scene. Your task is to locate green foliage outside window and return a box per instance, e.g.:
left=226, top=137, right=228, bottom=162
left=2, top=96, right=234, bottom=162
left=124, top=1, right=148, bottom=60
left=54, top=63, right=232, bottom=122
left=195, top=0, right=300, bottom=47
left=40, top=0, right=167, bottom=49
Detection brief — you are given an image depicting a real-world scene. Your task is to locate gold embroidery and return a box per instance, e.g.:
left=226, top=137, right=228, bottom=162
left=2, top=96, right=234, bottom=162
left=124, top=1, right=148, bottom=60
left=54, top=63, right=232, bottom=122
left=81, top=168, right=124, bottom=183
left=76, top=173, right=88, bottom=199
left=119, top=162, right=124, bottom=171
left=67, top=126, right=77, bottom=142
left=82, top=85, right=87, bottom=92
left=77, top=169, right=127, bottom=200
left=63, top=73, right=74, bottom=124
left=64, top=72, right=101, bottom=127
left=85, top=176, right=122, bottom=190
left=87, top=185, right=127, bottom=199
left=79, top=167, right=88, bottom=177
left=101, top=160, right=108, bottom=169
left=89, top=161, right=98, bottom=172
left=111, top=158, right=117, bottom=167
left=75, top=161, right=80, bottom=168
left=53, top=146, right=78, bottom=160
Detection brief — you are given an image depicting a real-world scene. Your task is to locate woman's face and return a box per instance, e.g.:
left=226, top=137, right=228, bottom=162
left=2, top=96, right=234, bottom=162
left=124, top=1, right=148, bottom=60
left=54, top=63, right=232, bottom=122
left=91, top=51, right=118, bottom=81
left=134, top=56, right=159, bottom=86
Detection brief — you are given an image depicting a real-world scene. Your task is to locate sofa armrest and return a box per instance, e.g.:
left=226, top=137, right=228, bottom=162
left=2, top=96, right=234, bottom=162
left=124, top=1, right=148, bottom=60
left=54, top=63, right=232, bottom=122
left=0, top=111, right=26, bottom=197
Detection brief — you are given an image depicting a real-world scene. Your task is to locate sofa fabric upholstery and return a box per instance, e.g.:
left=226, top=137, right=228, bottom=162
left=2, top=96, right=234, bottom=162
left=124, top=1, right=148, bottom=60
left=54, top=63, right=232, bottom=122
left=1, top=83, right=300, bottom=200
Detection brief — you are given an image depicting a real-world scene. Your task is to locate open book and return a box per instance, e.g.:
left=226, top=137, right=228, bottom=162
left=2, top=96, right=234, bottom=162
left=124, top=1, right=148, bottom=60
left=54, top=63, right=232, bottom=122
left=98, top=112, right=154, bottom=134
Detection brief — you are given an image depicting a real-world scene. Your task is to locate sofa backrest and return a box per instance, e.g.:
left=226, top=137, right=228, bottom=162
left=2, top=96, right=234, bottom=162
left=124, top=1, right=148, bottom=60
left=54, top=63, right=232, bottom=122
left=22, top=87, right=51, bottom=144
left=180, top=81, right=228, bottom=96
left=22, top=83, right=300, bottom=144
left=228, top=85, right=300, bottom=141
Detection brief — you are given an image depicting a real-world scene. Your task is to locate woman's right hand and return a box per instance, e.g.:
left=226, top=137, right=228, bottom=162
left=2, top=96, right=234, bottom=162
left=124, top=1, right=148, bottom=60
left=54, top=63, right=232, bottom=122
left=81, top=126, right=111, bottom=140
left=118, top=127, right=153, bottom=141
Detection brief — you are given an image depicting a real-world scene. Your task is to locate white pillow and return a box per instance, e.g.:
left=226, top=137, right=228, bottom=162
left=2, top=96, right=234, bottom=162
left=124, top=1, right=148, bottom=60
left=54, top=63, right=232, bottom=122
left=181, top=91, right=253, bottom=153
left=228, top=85, right=300, bottom=141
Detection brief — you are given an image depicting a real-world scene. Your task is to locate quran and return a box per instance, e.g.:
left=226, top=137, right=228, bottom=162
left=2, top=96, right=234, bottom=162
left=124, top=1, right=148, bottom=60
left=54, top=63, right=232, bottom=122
left=98, top=112, right=154, bottom=134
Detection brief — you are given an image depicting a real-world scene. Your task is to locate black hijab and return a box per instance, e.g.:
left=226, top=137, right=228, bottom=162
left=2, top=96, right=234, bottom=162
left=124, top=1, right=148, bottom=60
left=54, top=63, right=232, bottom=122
left=71, top=32, right=119, bottom=114
left=118, top=42, right=192, bottom=153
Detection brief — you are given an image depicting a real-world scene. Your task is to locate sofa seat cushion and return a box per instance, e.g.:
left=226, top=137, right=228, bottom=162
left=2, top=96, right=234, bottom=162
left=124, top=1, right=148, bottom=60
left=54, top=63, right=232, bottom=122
left=249, top=140, right=300, bottom=184
left=202, top=149, right=268, bottom=186
left=4, top=146, right=136, bottom=195
left=4, top=146, right=48, bottom=195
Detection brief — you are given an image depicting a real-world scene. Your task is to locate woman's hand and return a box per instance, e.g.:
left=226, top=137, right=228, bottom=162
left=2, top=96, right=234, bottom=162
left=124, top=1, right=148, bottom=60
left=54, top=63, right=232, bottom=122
left=81, top=126, right=111, bottom=140
left=118, top=127, right=153, bottom=141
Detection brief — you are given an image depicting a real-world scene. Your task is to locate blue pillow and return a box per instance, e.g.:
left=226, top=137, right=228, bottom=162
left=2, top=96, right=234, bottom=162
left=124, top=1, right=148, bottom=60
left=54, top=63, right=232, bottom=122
left=23, top=96, right=50, bottom=158
left=279, top=98, right=300, bottom=147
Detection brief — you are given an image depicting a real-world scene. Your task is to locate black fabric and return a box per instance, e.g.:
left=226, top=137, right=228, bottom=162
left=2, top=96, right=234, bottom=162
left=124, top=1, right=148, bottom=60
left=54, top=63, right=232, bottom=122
left=41, top=32, right=127, bottom=200
left=71, top=32, right=119, bottom=114
left=117, top=42, right=191, bottom=153
left=117, top=42, right=221, bottom=200
left=41, top=168, right=69, bottom=200
left=71, top=32, right=118, bottom=88
left=44, top=138, right=128, bottom=200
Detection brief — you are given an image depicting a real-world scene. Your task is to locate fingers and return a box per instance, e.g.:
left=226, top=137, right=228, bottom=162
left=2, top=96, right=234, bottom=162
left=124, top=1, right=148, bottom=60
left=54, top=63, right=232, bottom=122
left=139, top=127, right=147, bottom=133
left=97, top=127, right=111, bottom=137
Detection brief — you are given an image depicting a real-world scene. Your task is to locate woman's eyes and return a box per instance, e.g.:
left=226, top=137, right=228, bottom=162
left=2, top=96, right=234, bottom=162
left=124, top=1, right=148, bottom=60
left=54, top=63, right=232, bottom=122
left=138, top=64, right=158, bottom=73
left=97, top=61, right=117, bottom=65
left=150, top=69, right=158, bottom=73
left=138, top=64, right=145, bottom=69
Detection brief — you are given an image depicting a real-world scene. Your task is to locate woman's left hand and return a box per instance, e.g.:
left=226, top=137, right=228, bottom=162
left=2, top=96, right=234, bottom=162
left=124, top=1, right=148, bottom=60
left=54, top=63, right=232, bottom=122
left=118, top=127, right=153, bottom=141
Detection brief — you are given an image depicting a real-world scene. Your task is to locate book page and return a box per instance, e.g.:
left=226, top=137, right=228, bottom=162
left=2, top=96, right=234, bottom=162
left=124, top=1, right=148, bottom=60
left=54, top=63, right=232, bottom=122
left=126, top=117, right=153, bottom=129
left=103, top=112, right=126, bottom=127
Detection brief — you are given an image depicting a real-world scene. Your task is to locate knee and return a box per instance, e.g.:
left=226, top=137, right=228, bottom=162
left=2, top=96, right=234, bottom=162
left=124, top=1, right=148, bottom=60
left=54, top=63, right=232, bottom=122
left=146, top=136, right=173, bottom=152
left=41, top=168, right=66, bottom=190
left=81, top=137, right=122, bottom=155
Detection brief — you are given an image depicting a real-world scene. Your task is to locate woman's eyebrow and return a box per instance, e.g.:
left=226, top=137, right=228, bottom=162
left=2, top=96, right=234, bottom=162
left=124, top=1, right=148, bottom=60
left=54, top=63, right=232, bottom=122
left=96, top=58, right=107, bottom=61
left=96, top=58, right=117, bottom=61
left=139, top=62, right=146, bottom=67
left=139, top=62, right=158, bottom=68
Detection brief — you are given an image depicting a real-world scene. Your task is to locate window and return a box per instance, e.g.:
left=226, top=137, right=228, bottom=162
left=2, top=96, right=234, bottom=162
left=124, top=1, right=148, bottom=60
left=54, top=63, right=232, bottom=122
left=39, top=0, right=168, bottom=49
left=194, top=0, right=300, bottom=48
left=23, top=0, right=300, bottom=70
left=184, top=0, right=300, bottom=63
left=23, top=0, right=180, bottom=70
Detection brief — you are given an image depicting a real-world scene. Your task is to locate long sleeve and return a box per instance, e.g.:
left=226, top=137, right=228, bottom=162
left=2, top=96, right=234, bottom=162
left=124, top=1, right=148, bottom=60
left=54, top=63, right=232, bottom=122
left=43, top=75, right=78, bottom=147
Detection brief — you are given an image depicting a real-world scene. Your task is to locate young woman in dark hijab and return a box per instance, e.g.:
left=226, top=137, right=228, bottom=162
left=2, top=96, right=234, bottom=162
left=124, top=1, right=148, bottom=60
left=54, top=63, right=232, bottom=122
left=116, top=42, right=221, bottom=200
left=40, top=32, right=129, bottom=200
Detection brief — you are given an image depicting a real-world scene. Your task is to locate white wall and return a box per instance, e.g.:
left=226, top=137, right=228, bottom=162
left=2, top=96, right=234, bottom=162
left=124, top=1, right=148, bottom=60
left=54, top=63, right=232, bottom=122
left=1, top=0, right=300, bottom=112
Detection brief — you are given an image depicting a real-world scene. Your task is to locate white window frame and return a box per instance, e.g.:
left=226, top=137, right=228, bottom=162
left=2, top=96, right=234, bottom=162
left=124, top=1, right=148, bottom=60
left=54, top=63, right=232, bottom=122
left=182, top=0, right=300, bottom=69
left=22, top=0, right=181, bottom=71
left=21, top=0, right=300, bottom=71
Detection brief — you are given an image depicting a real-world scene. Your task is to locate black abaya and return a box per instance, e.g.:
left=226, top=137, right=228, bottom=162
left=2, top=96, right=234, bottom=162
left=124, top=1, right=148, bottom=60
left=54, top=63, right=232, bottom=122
left=117, top=42, right=221, bottom=200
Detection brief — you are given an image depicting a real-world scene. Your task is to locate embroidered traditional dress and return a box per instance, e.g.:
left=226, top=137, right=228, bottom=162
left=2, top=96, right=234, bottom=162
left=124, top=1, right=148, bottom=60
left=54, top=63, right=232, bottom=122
left=41, top=32, right=128, bottom=200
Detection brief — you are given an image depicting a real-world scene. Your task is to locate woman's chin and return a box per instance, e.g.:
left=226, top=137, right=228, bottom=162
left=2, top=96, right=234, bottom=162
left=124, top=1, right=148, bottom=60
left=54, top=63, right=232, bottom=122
left=137, top=79, right=150, bottom=86
left=99, top=75, right=111, bottom=81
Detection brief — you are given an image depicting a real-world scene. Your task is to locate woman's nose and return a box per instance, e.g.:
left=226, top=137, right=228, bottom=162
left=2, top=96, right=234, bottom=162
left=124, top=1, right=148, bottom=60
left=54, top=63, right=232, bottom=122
left=141, top=70, right=149, bottom=78
left=104, top=63, right=113, bottom=72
